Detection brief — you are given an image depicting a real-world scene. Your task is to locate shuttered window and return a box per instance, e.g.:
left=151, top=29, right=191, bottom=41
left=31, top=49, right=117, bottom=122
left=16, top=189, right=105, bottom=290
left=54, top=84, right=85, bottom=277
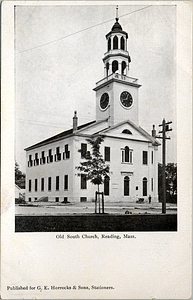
left=81, top=174, right=87, bottom=189
left=64, top=175, right=68, bottom=190
left=143, top=151, right=148, bottom=165
left=104, top=147, right=110, bottom=161
left=56, top=176, right=59, bottom=191
left=81, top=143, right=87, bottom=158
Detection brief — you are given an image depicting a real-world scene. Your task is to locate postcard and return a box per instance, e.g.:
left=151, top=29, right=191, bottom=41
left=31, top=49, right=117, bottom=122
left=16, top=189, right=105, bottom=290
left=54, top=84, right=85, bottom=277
left=1, top=1, right=192, bottom=299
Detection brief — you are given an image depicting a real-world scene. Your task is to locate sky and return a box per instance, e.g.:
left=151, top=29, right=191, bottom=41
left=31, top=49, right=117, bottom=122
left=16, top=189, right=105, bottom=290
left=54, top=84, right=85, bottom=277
left=15, top=3, right=176, bottom=172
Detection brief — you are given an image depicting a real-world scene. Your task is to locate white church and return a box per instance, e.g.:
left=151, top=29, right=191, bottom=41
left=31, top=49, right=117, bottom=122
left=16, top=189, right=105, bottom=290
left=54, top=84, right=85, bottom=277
left=25, top=15, right=160, bottom=203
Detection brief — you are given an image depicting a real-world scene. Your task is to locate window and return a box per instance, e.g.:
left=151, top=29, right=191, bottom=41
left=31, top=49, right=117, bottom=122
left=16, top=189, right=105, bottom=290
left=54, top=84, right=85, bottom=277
left=143, top=151, right=148, bottom=165
left=48, top=177, right=52, bottom=191
left=64, top=175, right=68, bottom=190
left=124, top=176, right=130, bottom=196
left=151, top=178, right=153, bottom=191
left=122, top=146, right=133, bottom=163
left=28, top=197, right=31, bottom=202
left=104, top=175, right=110, bottom=196
left=121, top=36, right=125, bottom=50
left=81, top=143, right=87, bottom=158
left=80, top=197, right=87, bottom=202
left=63, top=144, right=70, bottom=159
left=121, top=61, right=126, bottom=75
left=122, top=129, right=132, bottom=134
left=143, top=177, right=148, bottom=196
left=34, top=153, right=39, bottom=166
left=152, top=151, right=153, bottom=164
left=40, top=151, right=46, bottom=164
left=55, top=197, right=59, bottom=202
left=81, top=174, right=87, bottom=189
left=56, top=176, right=60, bottom=191
left=35, top=179, right=38, bottom=191
left=41, top=178, right=44, bottom=191
left=112, top=60, right=118, bottom=73
left=108, top=37, right=111, bottom=51
left=29, top=179, right=31, bottom=192
left=28, top=155, right=33, bottom=167
left=55, top=147, right=61, bottom=161
left=47, top=149, right=53, bottom=163
left=104, top=147, right=110, bottom=161
left=113, top=35, right=118, bottom=49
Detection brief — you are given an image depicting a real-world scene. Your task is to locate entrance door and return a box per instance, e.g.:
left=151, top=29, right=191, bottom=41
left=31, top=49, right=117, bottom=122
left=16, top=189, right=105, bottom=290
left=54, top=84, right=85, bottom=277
left=124, top=176, right=130, bottom=196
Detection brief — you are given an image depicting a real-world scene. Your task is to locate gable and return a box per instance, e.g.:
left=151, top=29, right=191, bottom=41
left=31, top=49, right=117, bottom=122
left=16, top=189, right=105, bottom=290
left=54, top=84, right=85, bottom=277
left=102, top=122, right=150, bottom=142
left=97, top=120, right=160, bottom=146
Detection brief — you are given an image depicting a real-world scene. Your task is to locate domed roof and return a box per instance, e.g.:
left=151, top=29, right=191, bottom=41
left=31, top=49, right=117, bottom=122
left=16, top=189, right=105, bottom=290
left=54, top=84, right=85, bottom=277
left=111, top=18, right=122, bottom=32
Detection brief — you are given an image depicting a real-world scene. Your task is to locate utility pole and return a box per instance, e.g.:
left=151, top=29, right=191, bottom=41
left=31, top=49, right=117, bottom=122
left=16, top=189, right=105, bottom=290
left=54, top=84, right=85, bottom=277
left=157, top=119, right=172, bottom=213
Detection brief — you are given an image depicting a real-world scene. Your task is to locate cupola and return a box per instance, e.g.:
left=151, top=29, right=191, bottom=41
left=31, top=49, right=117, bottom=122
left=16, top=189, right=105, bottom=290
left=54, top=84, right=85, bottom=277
left=103, top=7, right=131, bottom=77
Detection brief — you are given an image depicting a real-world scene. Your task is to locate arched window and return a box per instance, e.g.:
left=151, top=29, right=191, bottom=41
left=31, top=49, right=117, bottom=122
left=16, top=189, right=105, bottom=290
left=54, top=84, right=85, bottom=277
left=104, top=175, right=110, bottom=196
left=112, top=60, right=118, bottom=73
left=106, top=62, right=109, bottom=77
left=121, top=61, right=126, bottom=75
left=122, top=129, right=132, bottom=134
left=125, top=146, right=130, bottom=163
left=143, top=177, right=148, bottom=196
left=121, top=37, right=125, bottom=50
left=113, top=36, right=118, bottom=49
left=108, top=38, right=111, bottom=51
left=122, top=146, right=133, bottom=163
left=124, top=176, right=130, bottom=196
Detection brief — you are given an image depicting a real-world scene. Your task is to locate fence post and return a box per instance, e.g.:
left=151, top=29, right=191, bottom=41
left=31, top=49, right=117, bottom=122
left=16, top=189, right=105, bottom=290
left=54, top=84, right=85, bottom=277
left=102, top=192, right=104, bottom=214
left=95, top=191, right=97, bottom=214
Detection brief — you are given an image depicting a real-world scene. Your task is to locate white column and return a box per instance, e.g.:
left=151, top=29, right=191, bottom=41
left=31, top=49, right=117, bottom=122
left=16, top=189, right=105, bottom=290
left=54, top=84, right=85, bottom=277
left=118, top=62, right=121, bottom=74
left=125, top=64, right=128, bottom=75
left=109, top=63, right=112, bottom=75
left=104, top=66, right=107, bottom=77
left=118, top=36, right=120, bottom=49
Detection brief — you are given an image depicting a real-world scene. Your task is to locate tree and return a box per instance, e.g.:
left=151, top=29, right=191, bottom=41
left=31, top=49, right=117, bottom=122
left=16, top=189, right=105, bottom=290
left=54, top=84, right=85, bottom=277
left=15, top=161, right=26, bottom=189
left=158, top=163, right=177, bottom=203
left=76, top=136, right=110, bottom=212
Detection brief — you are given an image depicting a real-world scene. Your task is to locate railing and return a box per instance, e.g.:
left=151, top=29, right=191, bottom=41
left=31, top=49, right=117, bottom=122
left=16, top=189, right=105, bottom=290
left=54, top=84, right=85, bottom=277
left=104, top=49, right=128, bottom=56
left=96, top=73, right=138, bottom=87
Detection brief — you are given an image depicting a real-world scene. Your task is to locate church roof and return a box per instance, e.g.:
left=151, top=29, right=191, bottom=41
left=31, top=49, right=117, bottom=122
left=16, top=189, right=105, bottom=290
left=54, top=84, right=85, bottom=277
left=24, top=120, right=96, bottom=151
left=106, top=18, right=128, bottom=39
left=111, top=18, right=122, bottom=32
left=25, top=117, right=160, bottom=151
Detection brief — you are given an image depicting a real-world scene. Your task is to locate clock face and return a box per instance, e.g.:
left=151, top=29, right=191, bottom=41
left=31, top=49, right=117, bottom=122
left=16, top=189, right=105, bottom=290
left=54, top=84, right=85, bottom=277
left=120, top=91, right=133, bottom=108
left=100, top=93, right=109, bottom=110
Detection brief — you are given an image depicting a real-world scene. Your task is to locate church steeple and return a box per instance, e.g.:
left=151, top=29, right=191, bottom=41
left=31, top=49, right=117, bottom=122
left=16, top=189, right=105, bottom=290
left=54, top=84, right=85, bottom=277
left=94, top=9, right=141, bottom=127
left=103, top=6, right=131, bottom=77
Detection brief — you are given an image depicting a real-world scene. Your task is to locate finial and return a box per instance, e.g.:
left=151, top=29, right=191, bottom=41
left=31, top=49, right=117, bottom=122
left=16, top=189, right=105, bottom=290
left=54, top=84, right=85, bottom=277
left=116, top=5, right=119, bottom=21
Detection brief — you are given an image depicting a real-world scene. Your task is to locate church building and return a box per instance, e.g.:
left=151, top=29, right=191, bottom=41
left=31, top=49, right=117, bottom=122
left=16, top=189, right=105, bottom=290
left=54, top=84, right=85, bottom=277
left=25, top=15, right=160, bottom=203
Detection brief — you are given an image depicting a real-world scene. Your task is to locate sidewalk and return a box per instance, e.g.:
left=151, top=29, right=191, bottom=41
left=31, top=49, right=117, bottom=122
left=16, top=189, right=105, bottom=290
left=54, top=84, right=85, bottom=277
left=15, top=201, right=177, bottom=216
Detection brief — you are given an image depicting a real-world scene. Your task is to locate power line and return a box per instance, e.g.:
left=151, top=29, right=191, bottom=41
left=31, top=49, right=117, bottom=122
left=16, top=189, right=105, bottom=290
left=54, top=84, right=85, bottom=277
left=16, top=5, right=153, bottom=54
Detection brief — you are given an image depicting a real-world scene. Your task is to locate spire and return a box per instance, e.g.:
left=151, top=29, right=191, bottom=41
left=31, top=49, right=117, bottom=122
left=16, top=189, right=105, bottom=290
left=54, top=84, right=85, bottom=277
left=116, top=5, right=119, bottom=21
left=111, top=5, right=122, bottom=32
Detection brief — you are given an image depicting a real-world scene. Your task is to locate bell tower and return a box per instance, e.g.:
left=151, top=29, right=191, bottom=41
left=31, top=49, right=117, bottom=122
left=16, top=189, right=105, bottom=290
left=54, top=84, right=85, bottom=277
left=94, top=7, right=141, bottom=127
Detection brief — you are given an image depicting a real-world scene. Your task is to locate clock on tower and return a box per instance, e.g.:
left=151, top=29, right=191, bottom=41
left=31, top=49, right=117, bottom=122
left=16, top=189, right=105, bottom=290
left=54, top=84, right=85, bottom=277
left=94, top=12, right=141, bottom=126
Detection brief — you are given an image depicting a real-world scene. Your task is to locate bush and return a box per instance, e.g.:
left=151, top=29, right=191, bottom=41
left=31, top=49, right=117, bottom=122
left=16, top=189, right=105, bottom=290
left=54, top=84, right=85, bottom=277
left=15, top=198, right=26, bottom=204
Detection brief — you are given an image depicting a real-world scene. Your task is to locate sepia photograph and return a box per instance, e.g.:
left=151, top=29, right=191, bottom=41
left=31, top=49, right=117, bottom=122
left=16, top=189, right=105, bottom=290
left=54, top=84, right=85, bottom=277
left=14, top=3, right=178, bottom=232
